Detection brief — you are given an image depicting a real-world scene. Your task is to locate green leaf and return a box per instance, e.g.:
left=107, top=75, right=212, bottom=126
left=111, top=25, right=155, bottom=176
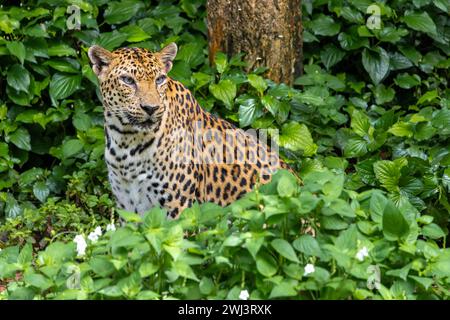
left=136, top=290, right=159, bottom=300
left=351, top=109, right=370, bottom=137
left=256, top=251, right=278, bottom=277
left=261, top=95, right=280, bottom=117
left=430, top=250, right=450, bottom=278
left=277, top=122, right=317, bottom=156
left=104, top=0, right=144, bottom=25
left=417, top=90, right=438, bottom=105
left=382, top=199, right=410, bottom=241
left=120, top=25, right=151, bottom=43
left=409, top=276, right=434, bottom=290
left=389, top=52, right=413, bottom=70
left=422, top=223, right=446, bottom=239
left=339, top=29, right=369, bottom=50
left=403, top=12, right=437, bottom=36
left=139, top=262, right=158, bottom=278
left=9, top=127, right=31, bottom=151
left=320, top=44, right=346, bottom=69
left=18, top=243, right=33, bottom=266
left=247, top=74, right=267, bottom=95
left=433, top=0, right=450, bottom=12
left=6, top=41, right=26, bottom=64
left=214, top=52, right=228, bottom=74
left=7, top=64, right=30, bottom=93
left=376, top=27, right=408, bottom=43
left=199, top=277, right=215, bottom=295
left=238, top=97, right=262, bottom=127
left=374, top=159, right=407, bottom=193
left=394, top=73, right=421, bottom=89
left=73, top=112, right=92, bottom=131
left=293, top=235, right=322, bottom=257
left=370, top=191, right=388, bottom=223
left=362, top=47, right=390, bottom=85
left=269, top=281, right=298, bottom=298
left=110, top=229, right=143, bottom=249
left=117, top=209, right=143, bottom=223
left=49, top=74, right=82, bottom=101
left=99, top=286, right=122, bottom=297
left=310, top=15, right=341, bottom=36
left=176, top=43, right=204, bottom=68
left=33, top=181, right=49, bottom=203
left=271, top=239, right=299, bottom=263
left=62, top=139, right=83, bottom=159
left=47, top=44, right=77, bottom=57
left=19, top=168, right=44, bottom=187
left=209, top=79, right=236, bottom=109
left=24, top=272, right=52, bottom=290
left=373, top=84, right=395, bottom=105
left=386, top=263, right=411, bottom=280
left=0, top=142, right=9, bottom=158
left=432, top=108, right=450, bottom=131
left=277, top=175, right=296, bottom=198
left=95, top=31, right=129, bottom=51
left=344, top=137, right=368, bottom=157
left=245, top=236, right=265, bottom=260
left=45, top=60, right=80, bottom=73
left=89, top=257, right=115, bottom=277
left=172, top=260, right=199, bottom=281
left=388, top=122, right=414, bottom=138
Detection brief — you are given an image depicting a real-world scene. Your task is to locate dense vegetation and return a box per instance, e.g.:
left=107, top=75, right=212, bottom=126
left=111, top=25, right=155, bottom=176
left=0, top=0, right=449, bottom=299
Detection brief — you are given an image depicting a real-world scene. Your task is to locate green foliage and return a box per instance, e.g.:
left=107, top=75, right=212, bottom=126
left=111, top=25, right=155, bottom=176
left=1, top=170, right=449, bottom=300
left=0, top=0, right=449, bottom=300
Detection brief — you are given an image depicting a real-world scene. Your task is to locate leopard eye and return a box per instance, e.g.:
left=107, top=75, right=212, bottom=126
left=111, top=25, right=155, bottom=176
left=155, top=75, right=166, bottom=86
left=120, top=76, right=135, bottom=86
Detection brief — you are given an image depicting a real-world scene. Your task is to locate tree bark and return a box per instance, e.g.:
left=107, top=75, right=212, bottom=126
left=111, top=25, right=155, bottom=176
left=207, top=0, right=303, bottom=85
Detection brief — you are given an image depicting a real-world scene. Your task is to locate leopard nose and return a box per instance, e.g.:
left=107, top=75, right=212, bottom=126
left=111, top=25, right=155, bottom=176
left=141, top=104, right=158, bottom=116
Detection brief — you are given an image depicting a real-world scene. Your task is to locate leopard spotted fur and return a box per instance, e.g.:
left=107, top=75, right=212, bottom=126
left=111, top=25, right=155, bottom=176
left=89, top=43, right=295, bottom=218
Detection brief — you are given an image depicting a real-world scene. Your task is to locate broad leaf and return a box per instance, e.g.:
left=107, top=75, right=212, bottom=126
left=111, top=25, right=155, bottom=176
left=320, top=44, right=346, bottom=69
left=33, top=181, right=49, bottom=203
left=403, top=12, right=437, bottom=36
left=247, top=74, right=267, bottom=95
left=310, top=14, right=341, bottom=36
left=277, top=122, right=317, bottom=156
left=7, top=64, right=30, bottom=93
left=382, top=199, right=410, bottom=241
left=49, top=74, right=82, bottom=101
left=209, top=79, right=236, bottom=109
left=104, top=0, right=144, bottom=25
left=362, top=47, right=390, bottom=85
left=6, top=41, right=26, bottom=64
left=9, top=127, right=31, bottom=151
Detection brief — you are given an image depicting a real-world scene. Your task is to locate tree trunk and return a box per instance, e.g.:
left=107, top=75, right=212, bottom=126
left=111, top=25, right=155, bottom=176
left=206, top=0, right=303, bottom=85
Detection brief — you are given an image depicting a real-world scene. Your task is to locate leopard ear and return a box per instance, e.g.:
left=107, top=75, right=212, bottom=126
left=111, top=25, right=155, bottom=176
left=159, top=42, right=177, bottom=73
left=88, top=45, right=113, bottom=76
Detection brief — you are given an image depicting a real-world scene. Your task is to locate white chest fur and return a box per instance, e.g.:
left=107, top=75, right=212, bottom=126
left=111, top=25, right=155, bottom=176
left=104, top=126, right=167, bottom=214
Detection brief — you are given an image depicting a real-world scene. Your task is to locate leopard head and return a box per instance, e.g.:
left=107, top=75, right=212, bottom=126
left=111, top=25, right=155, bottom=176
left=88, top=43, right=177, bottom=129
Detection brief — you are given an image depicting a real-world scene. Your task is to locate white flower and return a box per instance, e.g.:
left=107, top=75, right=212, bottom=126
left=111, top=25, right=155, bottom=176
left=239, top=290, right=249, bottom=300
left=356, top=246, right=369, bottom=261
left=73, top=235, right=87, bottom=257
left=304, top=264, right=315, bottom=276
left=106, top=223, right=116, bottom=232
left=87, top=226, right=102, bottom=243
left=94, top=226, right=102, bottom=236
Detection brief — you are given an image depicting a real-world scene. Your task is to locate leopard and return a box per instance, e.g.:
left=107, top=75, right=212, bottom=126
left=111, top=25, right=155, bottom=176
left=88, top=42, right=296, bottom=218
